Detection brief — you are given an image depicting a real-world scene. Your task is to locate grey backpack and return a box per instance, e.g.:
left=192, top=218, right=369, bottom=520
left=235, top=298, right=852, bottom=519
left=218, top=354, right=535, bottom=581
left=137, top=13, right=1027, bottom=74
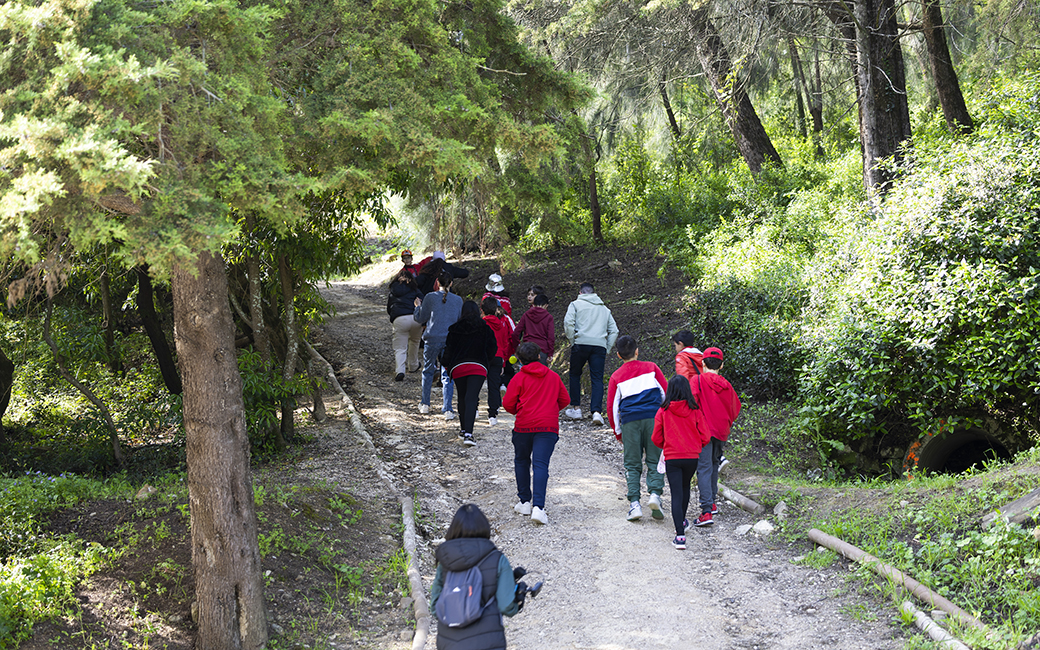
left=435, top=550, right=498, bottom=628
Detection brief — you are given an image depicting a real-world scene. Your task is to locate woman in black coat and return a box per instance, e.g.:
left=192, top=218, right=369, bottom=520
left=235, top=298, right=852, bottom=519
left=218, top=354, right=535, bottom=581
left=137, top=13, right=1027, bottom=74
left=387, top=270, right=424, bottom=381
left=441, top=301, right=497, bottom=446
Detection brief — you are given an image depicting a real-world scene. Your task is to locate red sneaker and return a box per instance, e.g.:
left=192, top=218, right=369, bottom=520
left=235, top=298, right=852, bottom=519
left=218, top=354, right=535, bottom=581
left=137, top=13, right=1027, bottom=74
left=694, top=512, right=714, bottom=527
left=710, top=503, right=719, bottom=515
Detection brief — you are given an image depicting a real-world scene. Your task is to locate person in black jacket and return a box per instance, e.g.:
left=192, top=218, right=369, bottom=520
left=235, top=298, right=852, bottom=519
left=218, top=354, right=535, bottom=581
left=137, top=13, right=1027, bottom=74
left=441, top=301, right=497, bottom=446
left=387, top=270, right=424, bottom=381
left=430, top=504, right=519, bottom=650
left=416, top=252, right=471, bottom=295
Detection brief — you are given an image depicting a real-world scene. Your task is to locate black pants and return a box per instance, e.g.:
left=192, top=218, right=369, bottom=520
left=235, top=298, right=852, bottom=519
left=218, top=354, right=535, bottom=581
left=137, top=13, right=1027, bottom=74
left=487, top=357, right=503, bottom=417
left=665, top=458, right=698, bottom=536
left=455, top=375, right=484, bottom=435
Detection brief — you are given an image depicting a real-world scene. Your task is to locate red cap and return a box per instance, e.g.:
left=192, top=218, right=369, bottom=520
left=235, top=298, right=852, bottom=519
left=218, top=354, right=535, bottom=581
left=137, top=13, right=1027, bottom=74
left=703, top=347, right=724, bottom=362
left=401, top=249, right=413, bottom=257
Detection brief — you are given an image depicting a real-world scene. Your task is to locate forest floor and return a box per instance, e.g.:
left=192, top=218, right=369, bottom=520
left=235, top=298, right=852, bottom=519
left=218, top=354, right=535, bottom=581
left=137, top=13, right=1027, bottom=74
left=21, top=244, right=918, bottom=649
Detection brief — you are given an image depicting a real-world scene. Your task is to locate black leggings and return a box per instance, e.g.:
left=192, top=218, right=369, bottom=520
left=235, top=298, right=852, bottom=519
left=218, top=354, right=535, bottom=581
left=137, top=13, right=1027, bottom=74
left=665, top=458, right=698, bottom=536
left=454, top=375, right=485, bottom=435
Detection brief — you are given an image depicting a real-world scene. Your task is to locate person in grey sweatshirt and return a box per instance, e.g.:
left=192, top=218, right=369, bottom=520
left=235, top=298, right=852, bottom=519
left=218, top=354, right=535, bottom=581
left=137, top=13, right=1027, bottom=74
left=562, top=282, right=619, bottom=424
left=414, top=271, right=464, bottom=417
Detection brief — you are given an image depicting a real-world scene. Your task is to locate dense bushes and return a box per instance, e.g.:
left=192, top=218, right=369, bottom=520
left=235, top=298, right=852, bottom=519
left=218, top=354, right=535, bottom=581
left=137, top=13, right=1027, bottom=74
left=800, top=75, right=1040, bottom=447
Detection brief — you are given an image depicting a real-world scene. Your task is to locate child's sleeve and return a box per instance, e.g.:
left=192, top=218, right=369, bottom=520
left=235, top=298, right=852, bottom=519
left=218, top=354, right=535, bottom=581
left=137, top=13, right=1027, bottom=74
left=429, top=564, right=445, bottom=616
left=651, top=410, right=665, bottom=449
left=503, top=380, right=520, bottom=414
left=555, top=373, right=569, bottom=410
left=726, top=382, right=742, bottom=423
left=496, top=554, right=519, bottom=617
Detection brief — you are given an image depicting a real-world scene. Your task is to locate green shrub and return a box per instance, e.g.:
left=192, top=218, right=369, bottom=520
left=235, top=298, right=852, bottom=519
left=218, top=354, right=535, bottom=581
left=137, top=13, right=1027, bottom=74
left=799, top=73, right=1040, bottom=446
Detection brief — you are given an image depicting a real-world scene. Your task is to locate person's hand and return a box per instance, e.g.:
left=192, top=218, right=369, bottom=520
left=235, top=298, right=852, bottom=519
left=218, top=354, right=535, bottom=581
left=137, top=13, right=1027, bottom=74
left=414, top=297, right=422, bottom=307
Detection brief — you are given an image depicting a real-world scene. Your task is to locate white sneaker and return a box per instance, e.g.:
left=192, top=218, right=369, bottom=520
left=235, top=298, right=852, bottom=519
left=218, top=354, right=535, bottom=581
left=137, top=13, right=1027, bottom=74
left=488, top=416, right=498, bottom=426
left=444, top=411, right=456, bottom=421
left=499, top=385, right=508, bottom=393
left=514, top=501, right=532, bottom=516
left=648, top=493, right=662, bottom=512
left=565, top=407, right=582, bottom=420
left=419, top=404, right=429, bottom=414
left=592, top=412, right=604, bottom=425
left=531, top=506, right=548, bottom=525
left=627, top=501, right=642, bottom=521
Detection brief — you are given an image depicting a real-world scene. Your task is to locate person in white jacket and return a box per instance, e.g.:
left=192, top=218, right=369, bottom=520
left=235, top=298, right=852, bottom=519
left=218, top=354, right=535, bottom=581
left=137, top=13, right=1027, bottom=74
left=563, top=282, right=619, bottom=424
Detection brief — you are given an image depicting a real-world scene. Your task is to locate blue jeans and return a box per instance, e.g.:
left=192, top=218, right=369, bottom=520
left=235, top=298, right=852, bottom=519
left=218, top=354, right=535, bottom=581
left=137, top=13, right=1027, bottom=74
left=421, top=338, right=454, bottom=412
left=512, top=431, right=559, bottom=509
left=568, top=343, right=606, bottom=413
left=697, top=438, right=724, bottom=514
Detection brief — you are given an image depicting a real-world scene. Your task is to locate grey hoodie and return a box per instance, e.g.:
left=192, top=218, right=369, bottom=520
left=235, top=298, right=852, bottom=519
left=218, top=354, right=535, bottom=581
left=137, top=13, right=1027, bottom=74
left=564, top=292, right=619, bottom=351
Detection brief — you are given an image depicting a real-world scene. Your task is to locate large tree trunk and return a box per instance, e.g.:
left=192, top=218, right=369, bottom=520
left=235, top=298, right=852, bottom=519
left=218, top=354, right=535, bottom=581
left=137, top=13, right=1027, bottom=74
left=922, top=0, right=973, bottom=133
left=244, top=213, right=271, bottom=365
left=827, top=0, right=912, bottom=195
left=691, top=7, right=782, bottom=174
left=136, top=266, right=183, bottom=395
left=172, top=250, right=267, bottom=650
left=789, top=38, right=808, bottom=139
left=0, top=345, right=13, bottom=426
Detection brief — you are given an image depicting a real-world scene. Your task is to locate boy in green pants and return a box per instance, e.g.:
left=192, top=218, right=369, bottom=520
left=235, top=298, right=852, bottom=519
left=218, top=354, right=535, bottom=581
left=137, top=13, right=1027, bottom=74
left=607, top=335, right=668, bottom=521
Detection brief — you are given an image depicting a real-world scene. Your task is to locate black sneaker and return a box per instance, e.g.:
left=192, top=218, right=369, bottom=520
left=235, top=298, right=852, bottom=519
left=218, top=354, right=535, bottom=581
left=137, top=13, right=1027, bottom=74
left=463, top=433, right=476, bottom=447
left=672, top=536, right=686, bottom=550
left=394, top=373, right=404, bottom=382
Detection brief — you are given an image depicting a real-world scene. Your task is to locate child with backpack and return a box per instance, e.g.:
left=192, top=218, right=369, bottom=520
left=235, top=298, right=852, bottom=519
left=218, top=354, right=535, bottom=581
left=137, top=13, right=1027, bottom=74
left=430, top=504, right=523, bottom=649
left=651, top=375, right=712, bottom=549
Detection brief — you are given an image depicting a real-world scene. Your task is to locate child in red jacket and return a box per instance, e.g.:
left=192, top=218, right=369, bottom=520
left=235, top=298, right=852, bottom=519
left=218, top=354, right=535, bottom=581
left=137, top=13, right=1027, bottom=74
left=482, top=297, right=514, bottom=426
left=693, top=347, right=742, bottom=526
left=652, top=375, right=711, bottom=548
left=503, top=342, right=570, bottom=526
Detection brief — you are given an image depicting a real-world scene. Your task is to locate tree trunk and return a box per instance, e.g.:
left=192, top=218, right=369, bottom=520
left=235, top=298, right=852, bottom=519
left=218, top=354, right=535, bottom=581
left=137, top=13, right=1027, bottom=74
left=277, top=254, right=297, bottom=449
left=136, top=266, right=183, bottom=395
left=44, top=298, right=124, bottom=467
left=0, top=345, right=13, bottom=426
left=244, top=213, right=271, bottom=365
left=172, top=250, right=267, bottom=650
left=691, top=7, right=782, bottom=174
left=659, top=73, right=682, bottom=142
left=789, top=38, right=808, bottom=139
left=99, top=268, right=122, bottom=373
left=577, top=130, right=603, bottom=242
left=810, top=45, right=825, bottom=157
left=826, top=0, right=912, bottom=195
left=922, top=0, right=973, bottom=133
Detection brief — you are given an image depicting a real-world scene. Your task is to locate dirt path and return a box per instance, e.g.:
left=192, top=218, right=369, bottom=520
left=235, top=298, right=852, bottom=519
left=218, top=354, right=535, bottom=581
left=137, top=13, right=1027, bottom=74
left=317, top=275, right=908, bottom=649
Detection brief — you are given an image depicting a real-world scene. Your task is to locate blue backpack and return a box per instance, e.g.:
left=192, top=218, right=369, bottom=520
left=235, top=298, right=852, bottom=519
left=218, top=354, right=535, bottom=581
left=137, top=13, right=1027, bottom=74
left=435, top=550, right=499, bottom=628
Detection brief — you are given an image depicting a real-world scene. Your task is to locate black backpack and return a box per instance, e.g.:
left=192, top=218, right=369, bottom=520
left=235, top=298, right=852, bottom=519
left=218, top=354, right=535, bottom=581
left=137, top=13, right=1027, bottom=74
left=435, top=550, right=499, bottom=628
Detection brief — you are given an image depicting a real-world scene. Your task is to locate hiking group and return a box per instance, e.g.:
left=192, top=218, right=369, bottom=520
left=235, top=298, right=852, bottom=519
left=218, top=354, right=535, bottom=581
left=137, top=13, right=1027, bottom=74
left=388, top=251, right=742, bottom=648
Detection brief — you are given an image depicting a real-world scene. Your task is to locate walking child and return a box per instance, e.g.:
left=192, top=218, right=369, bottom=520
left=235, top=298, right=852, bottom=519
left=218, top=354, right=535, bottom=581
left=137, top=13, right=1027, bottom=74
left=441, top=301, right=498, bottom=446
left=651, top=375, right=712, bottom=547
left=430, top=504, right=521, bottom=649
left=511, top=293, right=554, bottom=365
left=671, top=330, right=704, bottom=387
left=606, top=335, right=667, bottom=521
left=503, top=342, right=570, bottom=526
left=693, top=346, right=742, bottom=526
left=414, top=271, right=463, bottom=417
left=481, top=297, right=513, bottom=426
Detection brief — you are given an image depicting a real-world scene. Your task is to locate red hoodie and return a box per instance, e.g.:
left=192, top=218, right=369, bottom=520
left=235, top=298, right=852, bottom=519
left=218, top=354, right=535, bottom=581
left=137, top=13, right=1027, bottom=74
left=693, top=372, right=741, bottom=441
left=483, top=314, right=513, bottom=360
left=651, top=401, right=711, bottom=461
left=503, top=362, right=569, bottom=434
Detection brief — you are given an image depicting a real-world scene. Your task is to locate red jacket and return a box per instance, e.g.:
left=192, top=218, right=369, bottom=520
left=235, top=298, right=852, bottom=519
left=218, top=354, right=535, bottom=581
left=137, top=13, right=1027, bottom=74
left=651, top=401, right=711, bottom=461
left=692, top=372, right=741, bottom=441
left=503, top=362, right=569, bottom=434
left=675, top=347, right=704, bottom=387
left=512, top=306, right=555, bottom=357
left=482, top=291, right=513, bottom=317
left=483, top=314, right=513, bottom=361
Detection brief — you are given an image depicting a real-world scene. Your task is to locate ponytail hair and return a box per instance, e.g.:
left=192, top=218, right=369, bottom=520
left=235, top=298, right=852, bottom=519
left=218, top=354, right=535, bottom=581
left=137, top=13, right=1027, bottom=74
left=440, top=271, right=453, bottom=303
left=661, top=375, right=698, bottom=411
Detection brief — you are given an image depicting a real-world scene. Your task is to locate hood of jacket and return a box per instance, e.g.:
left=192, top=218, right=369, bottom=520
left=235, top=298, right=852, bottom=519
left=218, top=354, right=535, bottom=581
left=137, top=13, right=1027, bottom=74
left=435, top=537, right=498, bottom=572
left=449, top=317, right=487, bottom=337
left=482, top=314, right=505, bottom=334
left=575, top=293, right=606, bottom=307
left=518, top=361, right=551, bottom=379
left=390, top=280, right=417, bottom=298
left=664, top=400, right=699, bottom=419
left=700, top=372, right=730, bottom=394
left=522, top=307, right=552, bottom=325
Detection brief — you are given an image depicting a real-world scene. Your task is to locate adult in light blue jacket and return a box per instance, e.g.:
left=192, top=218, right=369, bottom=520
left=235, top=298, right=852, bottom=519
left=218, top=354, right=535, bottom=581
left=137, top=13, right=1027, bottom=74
left=414, top=271, right=463, bottom=417
left=563, top=282, right=619, bottom=423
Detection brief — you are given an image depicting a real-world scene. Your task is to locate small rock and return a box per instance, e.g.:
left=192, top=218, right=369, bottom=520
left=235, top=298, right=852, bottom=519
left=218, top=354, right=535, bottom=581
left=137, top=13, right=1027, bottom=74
left=773, top=501, right=787, bottom=520
left=136, top=485, right=158, bottom=500
left=931, top=610, right=948, bottom=621
left=752, top=520, right=775, bottom=536
left=735, top=524, right=753, bottom=536
left=792, top=555, right=806, bottom=563
left=399, top=596, right=414, bottom=609
left=271, top=623, right=285, bottom=636
left=169, top=614, right=183, bottom=624
left=191, top=601, right=198, bottom=622
left=399, top=630, right=413, bottom=642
